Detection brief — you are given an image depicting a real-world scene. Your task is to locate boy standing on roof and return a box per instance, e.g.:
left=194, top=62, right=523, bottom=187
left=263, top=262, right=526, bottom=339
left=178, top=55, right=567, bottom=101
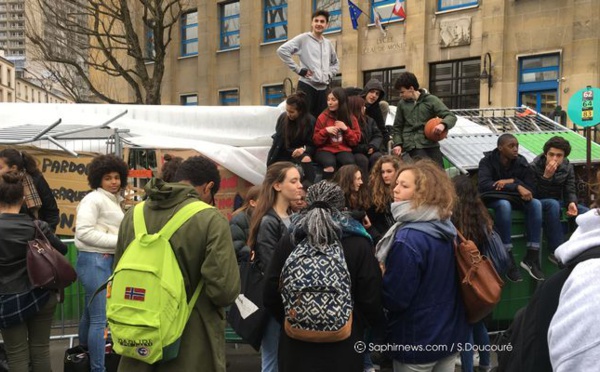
left=277, top=10, right=340, bottom=119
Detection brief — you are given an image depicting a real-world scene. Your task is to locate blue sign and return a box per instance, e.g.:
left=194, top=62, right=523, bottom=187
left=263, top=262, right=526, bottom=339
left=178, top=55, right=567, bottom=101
left=567, top=86, right=600, bottom=127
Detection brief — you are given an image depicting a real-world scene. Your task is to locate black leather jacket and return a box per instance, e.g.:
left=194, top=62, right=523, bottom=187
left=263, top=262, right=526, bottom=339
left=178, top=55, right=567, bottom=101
left=254, top=209, right=287, bottom=273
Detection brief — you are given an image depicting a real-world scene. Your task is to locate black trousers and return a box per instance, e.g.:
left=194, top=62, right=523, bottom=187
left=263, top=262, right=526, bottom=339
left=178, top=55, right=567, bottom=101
left=297, top=81, right=328, bottom=119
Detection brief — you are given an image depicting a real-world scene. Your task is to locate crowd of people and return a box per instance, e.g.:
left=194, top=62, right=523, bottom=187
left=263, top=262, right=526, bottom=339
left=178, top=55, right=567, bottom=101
left=0, top=9, right=596, bottom=372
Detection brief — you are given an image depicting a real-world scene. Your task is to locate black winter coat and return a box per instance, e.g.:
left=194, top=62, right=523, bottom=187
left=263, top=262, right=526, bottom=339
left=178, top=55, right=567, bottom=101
left=267, top=113, right=316, bottom=166
left=353, top=116, right=383, bottom=155
left=229, top=211, right=252, bottom=263
left=263, top=233, right=383, bottom=372
left=361, top=79, right=389, bottom=150
left=531, top=155, right=578, bottom=204
left=478, top=149, right=536, bottom=194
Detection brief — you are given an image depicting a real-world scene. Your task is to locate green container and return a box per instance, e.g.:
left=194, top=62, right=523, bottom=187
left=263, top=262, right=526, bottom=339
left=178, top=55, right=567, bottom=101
left=54, top=242, right=85, bottom=323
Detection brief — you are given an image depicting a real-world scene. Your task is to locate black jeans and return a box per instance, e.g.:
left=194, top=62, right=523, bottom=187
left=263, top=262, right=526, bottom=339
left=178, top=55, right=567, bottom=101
left=297, top=81, right=328, bottom=119
left=408, top=147, right=444, bottom=168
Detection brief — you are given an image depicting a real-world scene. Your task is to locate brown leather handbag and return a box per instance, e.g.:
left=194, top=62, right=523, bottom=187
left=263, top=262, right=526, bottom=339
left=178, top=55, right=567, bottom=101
left=27, top=221, right=77, bottom=290
left=455, top=230, right=504, bottom=324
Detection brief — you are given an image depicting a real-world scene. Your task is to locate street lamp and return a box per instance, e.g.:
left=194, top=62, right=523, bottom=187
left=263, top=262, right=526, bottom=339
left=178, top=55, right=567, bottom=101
left=480, top=52, right=493, bottom=105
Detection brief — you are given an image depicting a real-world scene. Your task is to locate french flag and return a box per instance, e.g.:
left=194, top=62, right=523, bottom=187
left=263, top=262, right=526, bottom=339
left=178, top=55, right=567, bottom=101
left=393, top=0, right=406, bottom=19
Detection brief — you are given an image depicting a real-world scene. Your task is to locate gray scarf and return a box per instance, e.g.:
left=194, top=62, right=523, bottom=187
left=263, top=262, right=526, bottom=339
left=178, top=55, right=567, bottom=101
left=375, top=201, right=442, bottom=266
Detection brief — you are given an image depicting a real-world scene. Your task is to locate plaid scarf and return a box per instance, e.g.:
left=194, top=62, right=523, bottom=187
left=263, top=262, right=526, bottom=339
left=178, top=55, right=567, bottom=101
left=22, top=173, right=42, bottom=211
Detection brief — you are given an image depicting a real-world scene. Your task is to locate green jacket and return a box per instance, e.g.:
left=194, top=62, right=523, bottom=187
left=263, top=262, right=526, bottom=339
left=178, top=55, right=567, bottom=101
left=115, top=178, right=240, bottom=372
left=391, top=89, right=457, bottom=152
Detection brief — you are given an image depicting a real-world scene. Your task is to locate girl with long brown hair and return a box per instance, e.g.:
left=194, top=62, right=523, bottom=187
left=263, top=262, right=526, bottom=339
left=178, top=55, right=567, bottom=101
left=247, top=161, right=303, bottom=372
left=366, top=155, right=401, bottom=243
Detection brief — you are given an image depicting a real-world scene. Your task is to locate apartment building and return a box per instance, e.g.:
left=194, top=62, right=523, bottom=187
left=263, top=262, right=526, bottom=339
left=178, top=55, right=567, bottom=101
left=99, top=0, right=599, bottom=122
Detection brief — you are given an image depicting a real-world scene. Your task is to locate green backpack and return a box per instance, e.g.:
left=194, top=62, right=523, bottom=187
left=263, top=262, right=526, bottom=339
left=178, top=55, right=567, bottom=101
left=105, top=200, right=211, bottom=364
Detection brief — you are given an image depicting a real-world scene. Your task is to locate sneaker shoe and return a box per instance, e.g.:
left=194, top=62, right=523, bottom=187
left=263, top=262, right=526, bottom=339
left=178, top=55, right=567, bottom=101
left=548, top=253, right=559, bottom=266
left=505, top=264, right=523, bottom=282
left=520, top=259, right=545, bottom=281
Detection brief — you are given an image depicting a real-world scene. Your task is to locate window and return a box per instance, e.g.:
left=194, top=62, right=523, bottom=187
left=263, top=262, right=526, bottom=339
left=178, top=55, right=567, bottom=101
left=220, top=89, right=239, bottom=106
left=364, top=67, right=406, bottom=106
left=264, top=0, right=287, bottom=43
left=429, top=58, right=480, bottom=109
left=264, top=85, right=284, bottom=106
left=220, top=1, right=240, bottom=50
left=181, top=11, right=198, bottom=57
left=517, top=53, right=560, bottom=118
left=438, top=0, right=478, bottom=12
left=371, top=0, right=405, bottom=24
left=313, top=0, right=342, bottom=32
left=145, top=20, right=156, bottom=60
left=180, top=94, right=198, bottom=106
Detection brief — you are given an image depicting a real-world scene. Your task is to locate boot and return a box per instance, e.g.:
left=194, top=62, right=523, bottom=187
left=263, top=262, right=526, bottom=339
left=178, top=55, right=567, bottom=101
left=520, top=249, right=545, bottom=281
left=505, top=250, right=523, bottom=283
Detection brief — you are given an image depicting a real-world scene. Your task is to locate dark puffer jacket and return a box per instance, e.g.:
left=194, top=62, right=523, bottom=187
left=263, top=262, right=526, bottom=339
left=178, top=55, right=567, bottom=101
left=531, top=155, right=577, bottom=204
left=361, top=79, right=389, bottom=152
left=229, top=211, right=252, bottom=263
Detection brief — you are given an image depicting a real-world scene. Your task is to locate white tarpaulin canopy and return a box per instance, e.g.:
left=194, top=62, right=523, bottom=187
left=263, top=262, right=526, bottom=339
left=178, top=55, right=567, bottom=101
left=0, top=103, right=282, bottom=185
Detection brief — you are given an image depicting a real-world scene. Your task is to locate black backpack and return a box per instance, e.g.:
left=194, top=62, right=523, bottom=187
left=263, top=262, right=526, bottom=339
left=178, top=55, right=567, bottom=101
left=496, top=246, right=600, bottom=372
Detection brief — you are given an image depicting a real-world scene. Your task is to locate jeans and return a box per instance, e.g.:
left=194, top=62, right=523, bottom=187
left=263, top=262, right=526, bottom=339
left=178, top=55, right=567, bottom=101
left=486, top=199, right=542, bottom=250
left=460, top=321, right=491, bottom=372
left=393, top=353, right=458, bottom=372
left=0, top=294, right=57, bottom=372
left=261, top=315, right=280, bottom=372
left=77, top=251, right=114, bottom=372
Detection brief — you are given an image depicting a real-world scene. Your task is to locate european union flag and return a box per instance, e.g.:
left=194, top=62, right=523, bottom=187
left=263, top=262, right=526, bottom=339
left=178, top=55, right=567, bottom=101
left=348, top=0, right=363, bottom=30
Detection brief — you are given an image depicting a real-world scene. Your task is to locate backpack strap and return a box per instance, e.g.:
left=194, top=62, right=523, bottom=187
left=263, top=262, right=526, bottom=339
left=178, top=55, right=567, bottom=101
left=133, top=200, right=213, bottom=311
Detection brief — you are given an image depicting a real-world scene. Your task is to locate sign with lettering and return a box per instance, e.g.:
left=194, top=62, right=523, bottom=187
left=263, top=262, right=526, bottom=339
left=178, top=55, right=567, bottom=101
left=0, top=146, right=97, bottom=236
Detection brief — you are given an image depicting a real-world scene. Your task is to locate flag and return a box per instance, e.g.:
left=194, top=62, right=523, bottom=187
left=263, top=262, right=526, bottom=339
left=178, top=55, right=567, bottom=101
left=124, top=287, right=146, bottom=302
left=374, top=10, right=387, bottom=37
left=392, top=0, right=406, bottom=19
left=348, top=0, right=363, bottom=30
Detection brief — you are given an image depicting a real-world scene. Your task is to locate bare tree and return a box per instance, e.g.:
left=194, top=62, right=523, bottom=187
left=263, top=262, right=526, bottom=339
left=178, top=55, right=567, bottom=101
left=26, top=0, right=184, bottom=104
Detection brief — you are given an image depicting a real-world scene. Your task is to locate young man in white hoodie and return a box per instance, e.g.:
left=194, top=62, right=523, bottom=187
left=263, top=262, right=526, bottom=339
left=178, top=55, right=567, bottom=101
left=548, top=207, right=600, bottom=371
left=277, top=9, right=340, bottom=119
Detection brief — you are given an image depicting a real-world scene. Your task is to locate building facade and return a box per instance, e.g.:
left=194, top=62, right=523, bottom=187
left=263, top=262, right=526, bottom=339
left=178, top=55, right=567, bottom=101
left=0, top=49, right=15, bottom=102
left=108, top=0, right=598, bottom=124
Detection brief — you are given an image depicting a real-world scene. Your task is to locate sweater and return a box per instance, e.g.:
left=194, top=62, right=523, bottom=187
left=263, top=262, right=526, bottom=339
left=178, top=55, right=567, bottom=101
left=74, top=188, right=124, bottom=254
left=313, top=110, right=361, bottom=154
left=277, top=32, right=340, bottom=90
left=548, top=210, right=600, bottom=372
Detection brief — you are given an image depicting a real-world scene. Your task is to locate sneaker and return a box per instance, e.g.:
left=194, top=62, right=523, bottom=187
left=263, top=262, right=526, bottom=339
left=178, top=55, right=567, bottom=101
left=548, top=253, right=559, bottom=266
left=505, top=264, right=523, bottom=282
left=520, top=259, right=545, bottom=281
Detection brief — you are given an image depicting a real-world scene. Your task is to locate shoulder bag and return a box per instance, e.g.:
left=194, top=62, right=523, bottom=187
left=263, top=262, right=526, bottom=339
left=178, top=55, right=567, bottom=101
left=455, top=229, right=504, bottom=324
left=27, top=221, right=77, bottom=290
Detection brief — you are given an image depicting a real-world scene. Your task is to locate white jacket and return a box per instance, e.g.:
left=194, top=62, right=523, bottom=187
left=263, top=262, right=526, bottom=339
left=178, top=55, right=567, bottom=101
left=548, top=209, right=600, bottom=372
left=74, top=188, right=124, bottom=254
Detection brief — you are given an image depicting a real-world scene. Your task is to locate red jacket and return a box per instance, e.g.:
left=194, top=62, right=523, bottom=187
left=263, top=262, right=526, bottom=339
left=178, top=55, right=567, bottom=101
left=313, top=110, right=361, bottom=154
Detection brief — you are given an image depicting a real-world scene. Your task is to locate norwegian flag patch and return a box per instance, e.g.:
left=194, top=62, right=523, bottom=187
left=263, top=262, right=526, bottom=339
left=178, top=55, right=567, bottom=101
left=124, top=287, right=146, bottom=302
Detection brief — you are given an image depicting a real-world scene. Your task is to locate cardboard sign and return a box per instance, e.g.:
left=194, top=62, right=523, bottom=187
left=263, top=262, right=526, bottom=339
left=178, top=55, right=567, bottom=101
left=0, top=146, right=96, bottom=236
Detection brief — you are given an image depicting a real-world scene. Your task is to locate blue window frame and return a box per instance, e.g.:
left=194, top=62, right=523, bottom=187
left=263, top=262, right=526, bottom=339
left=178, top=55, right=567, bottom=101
left=220, top=89, right=239, bottom=106
left=438, top=0, right=478, bottom=12
left=181, top=94, right=198, bottom=106
left=517, top=53, right=560, bottom=117
left=313, top=0, right=341, bottom=32
left=264, top=0, right=287, bottom=43
left=220, top=1, right=240, bottom=50
left=264, top=85, right=284, bottom=106
left=181, top=10, right=198, bottom=57
left=371, top=0, right=405, bottom=23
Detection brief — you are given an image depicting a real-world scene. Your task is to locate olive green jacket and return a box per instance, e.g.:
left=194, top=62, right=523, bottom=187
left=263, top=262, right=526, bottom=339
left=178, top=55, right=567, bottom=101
left=391, top=89, right=457, bottom=152
left=115, top=178, right=240, bottom=372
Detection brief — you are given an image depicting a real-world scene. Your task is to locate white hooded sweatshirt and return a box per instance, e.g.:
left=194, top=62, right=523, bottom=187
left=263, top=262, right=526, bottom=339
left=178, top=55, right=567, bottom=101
left=548, top=209, right=600, bottom=372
